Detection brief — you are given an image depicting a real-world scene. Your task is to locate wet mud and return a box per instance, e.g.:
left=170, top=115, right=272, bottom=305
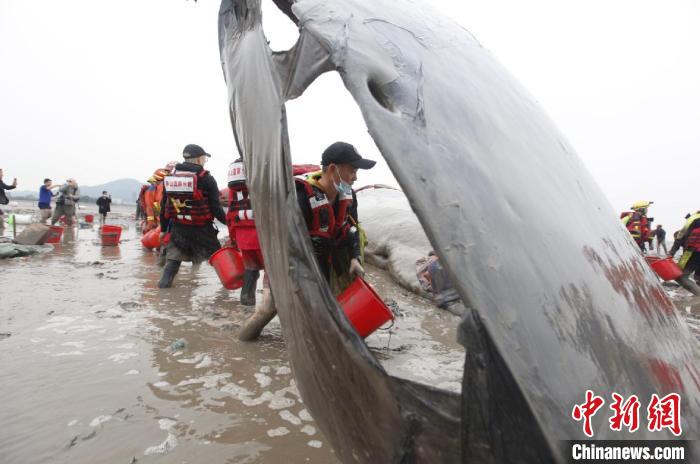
left=2, top=203, right=697, bottom=463
left=0, top=204, right=463, bottom=464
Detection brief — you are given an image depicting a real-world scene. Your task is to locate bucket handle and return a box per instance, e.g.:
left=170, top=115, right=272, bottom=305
left=377, top=318, right=395, bottom=332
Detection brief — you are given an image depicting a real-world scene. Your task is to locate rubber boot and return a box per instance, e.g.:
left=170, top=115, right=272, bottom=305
left=238, top=288, right=277, bottom=341
left=158, top=259, right=181, bottom=288
left=240, top=269, right=260, bottom=306
left=676, top=275, right=700, bottom=296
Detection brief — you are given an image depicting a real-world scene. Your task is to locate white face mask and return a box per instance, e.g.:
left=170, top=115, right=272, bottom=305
left=333, top=169, right=352, bottom=195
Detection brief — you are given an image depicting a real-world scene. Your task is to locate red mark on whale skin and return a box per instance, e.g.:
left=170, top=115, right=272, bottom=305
left=648, top=359, right=685, bottom=394
left=583, top=246, right=674, bottom=320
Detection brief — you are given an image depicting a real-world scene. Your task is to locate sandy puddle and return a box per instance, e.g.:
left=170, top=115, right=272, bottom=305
left=0, top=213, right=463, bottom=464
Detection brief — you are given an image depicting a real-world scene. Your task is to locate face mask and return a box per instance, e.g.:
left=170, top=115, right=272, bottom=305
left=333, top=170, right=352, bottom=195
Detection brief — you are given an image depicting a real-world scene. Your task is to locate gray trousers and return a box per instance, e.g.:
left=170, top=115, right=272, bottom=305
left=51, top=204, right=75, bottom=225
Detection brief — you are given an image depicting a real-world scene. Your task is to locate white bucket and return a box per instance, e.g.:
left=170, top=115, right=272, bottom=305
left=8, top=214, right=34, bottom=225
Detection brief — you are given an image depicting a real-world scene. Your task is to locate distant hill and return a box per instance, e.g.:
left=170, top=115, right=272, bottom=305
left=9, top=178, right=143, bottom=204
left=80, top=178, right=143, bottom=203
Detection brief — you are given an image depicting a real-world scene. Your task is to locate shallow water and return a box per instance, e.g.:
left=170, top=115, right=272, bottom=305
left=0, top=205, right=463, bottom=464
left=2, top=203, right=696, bottom=463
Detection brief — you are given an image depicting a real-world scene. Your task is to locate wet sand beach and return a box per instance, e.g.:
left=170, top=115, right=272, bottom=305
left=0, top=204, right=464, bottom=464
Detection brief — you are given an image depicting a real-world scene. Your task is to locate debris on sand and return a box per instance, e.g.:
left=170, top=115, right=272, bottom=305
left=167, top=339, right=187, bottom=352
left=0, top=243, right=53, bottom=259
left=65, top=435, right=79, bottom=449
left=118, top=300, right=143, bottom=310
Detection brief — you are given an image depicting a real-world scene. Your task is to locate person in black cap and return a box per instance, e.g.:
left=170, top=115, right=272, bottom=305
left=237, top=141, right=375, bottom=341
left=157, top=144, right=227, bottom=288
left=296, top=141, right=375, bottom=289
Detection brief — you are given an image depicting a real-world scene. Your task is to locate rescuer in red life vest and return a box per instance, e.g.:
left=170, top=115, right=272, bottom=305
left=669, top=211, right=700, bottom=285
left=296, top=141, right=374, bottom=290
left=237, top=142, right=374, bottom=342
left=227, top=157, right=262, bottom=306
left=621, top=201, right=653, bottom=252
left=157, top=144, right=226, bottom=288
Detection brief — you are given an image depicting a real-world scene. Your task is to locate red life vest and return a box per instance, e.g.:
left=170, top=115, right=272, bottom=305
left=227, top=185, right=255, bottom=228
left=163, top=170, right=213, bottom=226
left=227, top=159, right=255, bottom=228
left=686, top=223, right=700, bottom=250
left=623, top=211, right=649, bottom=243
left=295, top=178, right=354, bottom=245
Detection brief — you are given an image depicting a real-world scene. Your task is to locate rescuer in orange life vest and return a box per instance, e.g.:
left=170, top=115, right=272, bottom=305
left=143, top=162, right=177, bottom=233
left=157, top=144, right=227, bottom=288
left=669, top=211, right=700, bottom=285
left=621, top=201, right=653, bottom=252
left=227, top=157, right=262, bottom=306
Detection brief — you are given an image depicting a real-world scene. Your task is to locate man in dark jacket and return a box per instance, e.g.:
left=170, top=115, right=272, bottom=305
left=0, top=168, right=17, bottom=225
left=96, top=191, right=112, bottom=224
left=158, top=144, right=226, bottom=288
left=655, top=224, right=668, bottom=256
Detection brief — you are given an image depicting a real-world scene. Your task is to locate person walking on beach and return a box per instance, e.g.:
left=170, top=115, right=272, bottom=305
left=38, top=178, right=59, bottom=224
left=158, top=144, right=226, bottom=288
left=51, top=179, right=80, bottom=226
left=96, top=191, right=112, bottom=224
left=0, top=168, right=18, bottom=227
left=655, top=224, right=668, bottom=256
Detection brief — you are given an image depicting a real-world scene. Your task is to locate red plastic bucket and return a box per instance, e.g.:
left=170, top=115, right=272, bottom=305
left=141, top=226, right=161, bottom=249
left=208, top=247, right=245, bottom=290
left=100, top=225, right=122, bottom=246
left=337, top=277, right=394, bottom=338
left=645, top=256, right=683, bottom=281
left=84, top=214, right=94, bottom=224
left=45, top=225, right=64, bottom=244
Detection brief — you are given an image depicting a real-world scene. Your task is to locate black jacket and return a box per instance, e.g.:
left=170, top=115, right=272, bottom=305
left=0, top=179, right=16, bottom=205
left=96, top=196, right=112, bottom=213
left=159, top=162, right=226, bottom=226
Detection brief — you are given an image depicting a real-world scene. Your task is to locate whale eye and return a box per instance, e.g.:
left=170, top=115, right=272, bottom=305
left=368, top=78, right=395, bottom=113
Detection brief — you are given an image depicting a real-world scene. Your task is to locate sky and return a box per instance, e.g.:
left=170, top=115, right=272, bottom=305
left=0, top=0, right=697, bottom=232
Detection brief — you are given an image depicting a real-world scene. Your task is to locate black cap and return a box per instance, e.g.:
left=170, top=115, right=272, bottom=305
left=183, top=144, right=211, bottom=159
left=321, top=142, right=376, bottom=169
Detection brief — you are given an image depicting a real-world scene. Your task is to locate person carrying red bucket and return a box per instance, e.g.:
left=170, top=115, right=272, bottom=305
left=238, top=142, right=392, bottom=341
left=226, top=157, right=263, bottom=306
left=157, top=144, right=227, bottom=288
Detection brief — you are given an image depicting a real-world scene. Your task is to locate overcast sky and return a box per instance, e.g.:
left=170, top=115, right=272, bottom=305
left=1, top=0, right=697, bottom=232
